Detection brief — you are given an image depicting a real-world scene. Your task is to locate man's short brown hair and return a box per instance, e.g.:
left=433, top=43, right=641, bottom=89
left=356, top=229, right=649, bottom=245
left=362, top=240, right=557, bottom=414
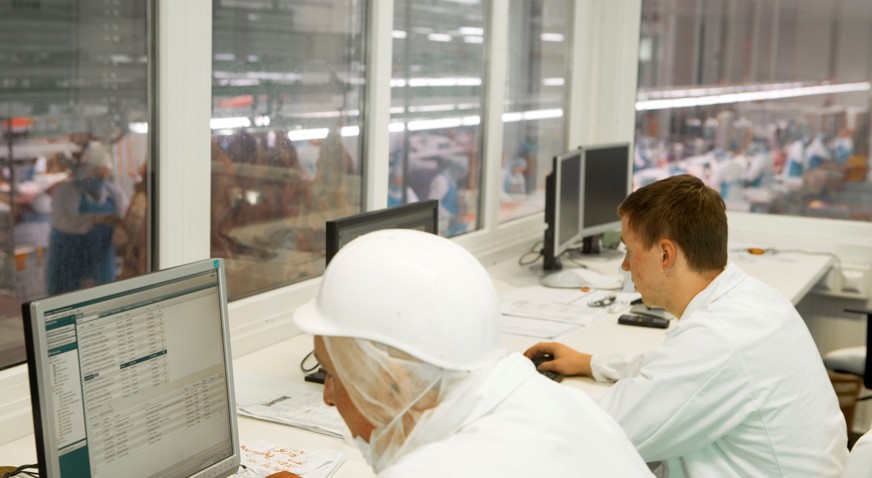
left=617, top=174, right=727, bottom=273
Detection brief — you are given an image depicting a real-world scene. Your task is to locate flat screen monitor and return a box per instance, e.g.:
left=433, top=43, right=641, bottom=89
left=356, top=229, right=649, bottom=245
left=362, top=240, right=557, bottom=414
left=22, top=259, right=240, bottom=478
left=325, top=199, right=439, bottom=265
left=542, top=149, right=583, bottom=270
left=579, top=142, right=631, bottom=254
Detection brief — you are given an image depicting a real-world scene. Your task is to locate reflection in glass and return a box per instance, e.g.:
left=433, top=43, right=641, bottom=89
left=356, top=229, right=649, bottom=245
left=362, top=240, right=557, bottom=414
left=389, top=0, right=487, bottom=237
left=211, top=0, right=366, bottom=299
left=0, top=2, right=151, bottom=369
left=500, top=0, right=570, bottom=222
left=636, top=0, right=872, bottom=221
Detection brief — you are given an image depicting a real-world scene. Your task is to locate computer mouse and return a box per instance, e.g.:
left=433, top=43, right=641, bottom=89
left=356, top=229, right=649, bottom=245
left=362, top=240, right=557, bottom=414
left=530, top=353, right=554, bottom=368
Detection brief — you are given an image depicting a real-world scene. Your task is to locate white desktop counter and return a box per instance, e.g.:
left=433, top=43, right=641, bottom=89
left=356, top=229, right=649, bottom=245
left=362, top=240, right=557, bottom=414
left=0, top=246, right=833, bottom=477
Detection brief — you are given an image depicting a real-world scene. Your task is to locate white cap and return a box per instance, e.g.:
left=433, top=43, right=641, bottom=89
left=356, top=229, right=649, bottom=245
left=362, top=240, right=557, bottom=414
left=295, top=229, right=503, bottom=371
left=81, top=142, right=113, bottom=172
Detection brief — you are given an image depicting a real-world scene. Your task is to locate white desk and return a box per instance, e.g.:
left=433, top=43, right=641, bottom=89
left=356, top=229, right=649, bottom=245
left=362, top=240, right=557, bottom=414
left=0, top=245, right=834, bottom=476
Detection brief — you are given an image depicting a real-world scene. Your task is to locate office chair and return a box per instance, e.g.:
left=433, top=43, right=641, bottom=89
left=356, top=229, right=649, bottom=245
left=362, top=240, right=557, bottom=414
left=824, top=308, right=872, bottom=401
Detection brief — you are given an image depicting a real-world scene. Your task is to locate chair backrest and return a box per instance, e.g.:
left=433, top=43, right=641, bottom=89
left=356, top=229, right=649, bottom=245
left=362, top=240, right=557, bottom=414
left=845, top=309, right=872, bottom=390
left=844, top=428, right=872, bottom=478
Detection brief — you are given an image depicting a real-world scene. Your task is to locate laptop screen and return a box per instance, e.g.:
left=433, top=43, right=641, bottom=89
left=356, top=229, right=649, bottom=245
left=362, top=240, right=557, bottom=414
left=22, top=259, right=240, bottom=478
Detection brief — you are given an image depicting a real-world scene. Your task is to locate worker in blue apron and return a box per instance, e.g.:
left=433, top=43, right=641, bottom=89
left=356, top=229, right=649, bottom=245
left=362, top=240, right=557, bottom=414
left=47, top=142, right=127, bottom=294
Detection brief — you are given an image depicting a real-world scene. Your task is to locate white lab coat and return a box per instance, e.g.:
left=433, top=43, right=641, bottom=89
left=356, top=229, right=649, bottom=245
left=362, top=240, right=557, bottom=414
left=380, top=353, right=653, bottom=478
left=843, top=428, right=872, bottom=478
left=591, top=263, right=848, bottom=477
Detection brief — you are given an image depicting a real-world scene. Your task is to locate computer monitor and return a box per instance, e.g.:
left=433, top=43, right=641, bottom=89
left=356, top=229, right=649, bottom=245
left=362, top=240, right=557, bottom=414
left=542, top=149, right=583, bottom=270
left=325, top=199, right=439, bottom=265
left=22, top=259, right=240, bottom=478
left=579, top=142, right=631, bottom=254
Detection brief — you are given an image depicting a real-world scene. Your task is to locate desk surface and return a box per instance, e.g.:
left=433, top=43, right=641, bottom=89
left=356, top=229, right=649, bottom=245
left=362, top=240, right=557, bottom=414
left=0, top=244, right=834, bottom=476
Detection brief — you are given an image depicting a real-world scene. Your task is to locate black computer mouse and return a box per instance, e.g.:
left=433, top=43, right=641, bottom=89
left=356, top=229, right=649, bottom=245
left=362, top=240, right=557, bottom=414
left=530, top=353, right=554, bottom=368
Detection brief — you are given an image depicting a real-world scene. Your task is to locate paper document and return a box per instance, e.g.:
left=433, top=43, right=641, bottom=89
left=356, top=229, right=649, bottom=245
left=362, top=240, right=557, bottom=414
left=235, top=372, right=345, bottom=438
left=501, top=298, right=607, bottom=326
left=501, top=315, right=578, bottom=338
left=238, top=439, right=345, bottom=478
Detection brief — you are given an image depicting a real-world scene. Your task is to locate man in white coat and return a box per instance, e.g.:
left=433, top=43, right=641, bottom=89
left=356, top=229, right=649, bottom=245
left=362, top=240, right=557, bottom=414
left=291, top=229, right=652, bottom=477
left=526, top=174, right=848, bottom=477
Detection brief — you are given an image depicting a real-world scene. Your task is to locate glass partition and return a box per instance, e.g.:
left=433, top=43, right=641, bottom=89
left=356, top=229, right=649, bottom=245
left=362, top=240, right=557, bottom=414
left=499, top=0, right=570, bottom=222
left=0, top=1, right=151, bottom=370
left=636, top=0, right=872, bottom=221
left=211, top=0, right=367, bottom=299
left=389, top=0, right=487, bottom=237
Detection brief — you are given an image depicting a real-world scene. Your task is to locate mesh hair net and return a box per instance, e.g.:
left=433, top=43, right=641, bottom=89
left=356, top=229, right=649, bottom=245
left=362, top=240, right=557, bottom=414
left=323, top=336, right=473, bottom=472
left=79, top=142, right=113, bottom=175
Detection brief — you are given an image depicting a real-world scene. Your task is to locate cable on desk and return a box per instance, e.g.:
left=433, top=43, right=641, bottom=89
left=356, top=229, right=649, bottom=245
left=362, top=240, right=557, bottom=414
left=518, top=241, right=544, bottom=266
left=0, top=464, right=38, bottom=478
left=300, top=349, right=320, bottom=373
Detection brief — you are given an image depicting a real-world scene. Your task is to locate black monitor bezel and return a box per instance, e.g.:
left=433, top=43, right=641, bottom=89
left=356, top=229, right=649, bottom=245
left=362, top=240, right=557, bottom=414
left=542, top=149, right=584, bottom=271
left=325, top=199, right=439, bottom=265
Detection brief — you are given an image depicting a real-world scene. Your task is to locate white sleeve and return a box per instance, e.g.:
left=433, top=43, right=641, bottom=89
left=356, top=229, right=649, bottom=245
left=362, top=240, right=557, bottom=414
left=596, top=327, right=753, bottom=463
left=590, top=352, right=648, bottom=382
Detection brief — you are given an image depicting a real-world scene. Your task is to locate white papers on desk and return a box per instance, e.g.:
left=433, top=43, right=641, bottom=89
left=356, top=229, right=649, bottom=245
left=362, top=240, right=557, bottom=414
left=239, top=439, right=345, bottom=478
left=501, top=315, right=578, bottom=338
left=500, top=287, right=608, bottom=325
left=235, top=372, right=346, bottom=438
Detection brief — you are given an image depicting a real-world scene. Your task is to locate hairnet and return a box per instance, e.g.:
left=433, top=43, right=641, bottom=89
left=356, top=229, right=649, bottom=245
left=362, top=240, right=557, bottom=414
left=80, top=142, right=113, bottom=175
left=323, top=336, right=474, bottom=472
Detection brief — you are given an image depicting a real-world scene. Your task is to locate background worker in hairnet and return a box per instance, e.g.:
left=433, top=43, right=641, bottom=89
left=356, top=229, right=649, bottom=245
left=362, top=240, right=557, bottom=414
left=47, top=141, right=127, bottom=294
left=526, top=174, right=847, bottom=477
left=291, top=229, right=652, bottom=477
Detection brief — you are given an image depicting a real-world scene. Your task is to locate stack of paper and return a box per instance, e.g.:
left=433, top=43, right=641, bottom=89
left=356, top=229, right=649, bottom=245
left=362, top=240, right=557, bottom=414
left=235, top=372, right=346, bottom=438
left=238, top=439, right=345, bottom=478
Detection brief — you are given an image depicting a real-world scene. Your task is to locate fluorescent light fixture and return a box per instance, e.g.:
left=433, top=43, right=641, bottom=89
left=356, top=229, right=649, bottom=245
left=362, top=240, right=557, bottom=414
left=341, top=126, right=360, bottom=137
left=253, top=116, right=271, bottom=127
left=407, top=77, right=481, bottom=87
left=636, top=81, right=871, bottom=111
left=409, top=104, right=457, bottom=113
left=287, top=128, right=329, bottom=142
left=502, top=109, right=563, bottom=122
left=390, top=77, right=482, bottom=88
left=214, top=53, right=236, bottom=61
left=463, top=36, right=483, bottom=44
left=427, top=33, right=452, bottom=43
left=229, top=79, right=260, bottom=86
left=458, top=27, right=484, bottom=36
left=388, top=122, right=406, bottom=133
left=542, top=77, right=564, bottom=86
left=128, top=122, right=148, bottom=134
left=541, top=33, right=564, bottom=42
left=392, top=30, right=408, bottom=39
left=210, top=117, right=251, bottom=129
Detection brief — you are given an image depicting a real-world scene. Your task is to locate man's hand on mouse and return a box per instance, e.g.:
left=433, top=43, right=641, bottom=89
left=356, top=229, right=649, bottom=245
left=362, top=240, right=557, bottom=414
left=524, top=342, right=592, bottom=377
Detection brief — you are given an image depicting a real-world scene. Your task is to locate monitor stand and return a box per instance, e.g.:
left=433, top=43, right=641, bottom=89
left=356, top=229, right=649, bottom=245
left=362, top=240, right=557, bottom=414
left=582, top=235, right=601, bottom=255
left=579, top=234, right=624, bottom=260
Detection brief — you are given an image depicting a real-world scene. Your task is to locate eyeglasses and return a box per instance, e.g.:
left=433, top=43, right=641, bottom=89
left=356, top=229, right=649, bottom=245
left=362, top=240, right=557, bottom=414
left=587, top=294, right=617, bottom=308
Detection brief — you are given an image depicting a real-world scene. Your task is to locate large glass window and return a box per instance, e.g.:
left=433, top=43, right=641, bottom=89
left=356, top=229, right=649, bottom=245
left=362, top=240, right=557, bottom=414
left=211, top=0, right=366, bottom=299
left=389, top=0, right=487, bottom=237
left=499, top=0, right=570, bottom=222
left=636, top=0, right=872, bottom=221
left=0, top=1, right=151, bottom=369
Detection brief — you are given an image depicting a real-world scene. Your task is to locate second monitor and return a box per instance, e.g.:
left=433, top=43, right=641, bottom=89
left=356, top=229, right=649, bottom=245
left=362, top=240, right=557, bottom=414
left=325, top=199, right=439, bottom=265
left=578, top=142, right=631, bottom=255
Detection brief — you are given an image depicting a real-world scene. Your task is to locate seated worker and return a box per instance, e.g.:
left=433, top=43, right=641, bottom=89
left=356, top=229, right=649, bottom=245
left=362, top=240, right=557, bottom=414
left=292, top=229, right=652, bottom=477
left=526, top=174, right=848, bottom=477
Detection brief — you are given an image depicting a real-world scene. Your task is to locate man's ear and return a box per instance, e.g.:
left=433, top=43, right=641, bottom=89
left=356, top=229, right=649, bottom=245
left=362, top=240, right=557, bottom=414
left=659, top=239, right=677, bottom=269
